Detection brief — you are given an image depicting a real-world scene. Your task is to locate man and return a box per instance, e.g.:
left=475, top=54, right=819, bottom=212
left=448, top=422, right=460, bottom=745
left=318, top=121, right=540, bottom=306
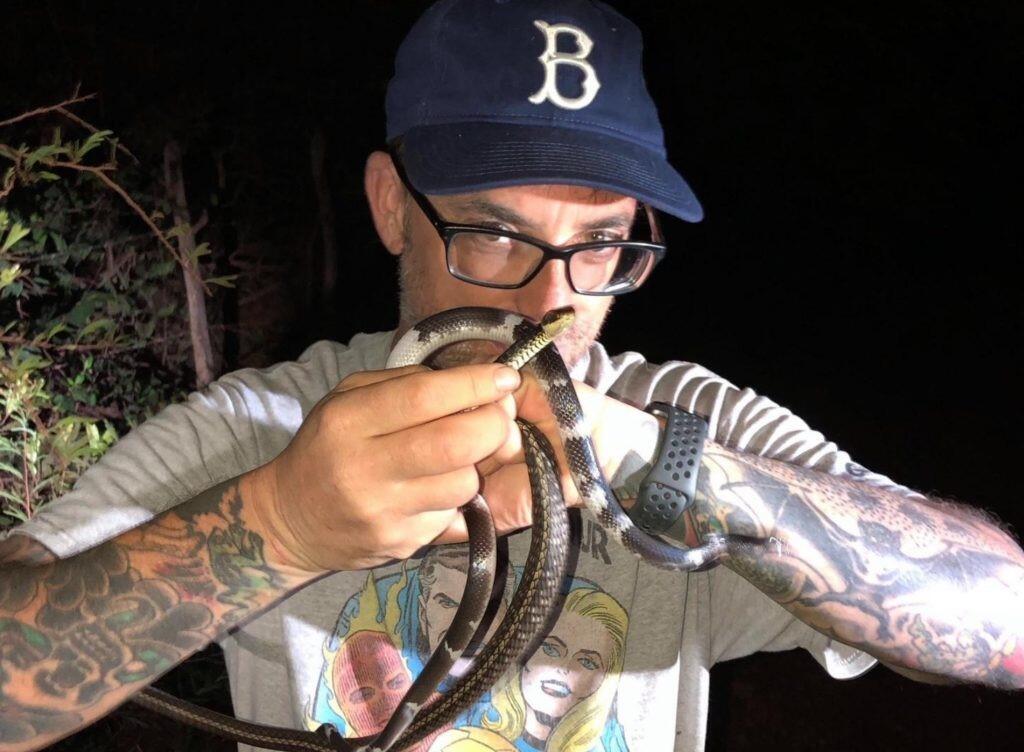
left=1, top=1, right=1022, bottom=751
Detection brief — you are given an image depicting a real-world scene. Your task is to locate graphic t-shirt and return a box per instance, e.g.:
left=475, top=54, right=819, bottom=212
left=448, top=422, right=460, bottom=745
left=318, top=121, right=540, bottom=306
left=4, top=330, right=921, bottom=751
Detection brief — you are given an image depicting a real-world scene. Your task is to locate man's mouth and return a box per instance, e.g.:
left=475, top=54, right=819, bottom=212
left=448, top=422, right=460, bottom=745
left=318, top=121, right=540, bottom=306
left=427, top=339, right=507, bottom=367
left=540, top=680, right=571, bottom=698
left=478, top=341, right=506, bottom=357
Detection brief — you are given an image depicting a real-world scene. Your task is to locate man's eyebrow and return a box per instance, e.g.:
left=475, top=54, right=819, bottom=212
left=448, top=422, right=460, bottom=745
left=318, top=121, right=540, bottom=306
left=447, top=198, right=538, bottom=231
left=447, top=198, right=636, bottom=235
left=578, top=213, right=635, bottom=233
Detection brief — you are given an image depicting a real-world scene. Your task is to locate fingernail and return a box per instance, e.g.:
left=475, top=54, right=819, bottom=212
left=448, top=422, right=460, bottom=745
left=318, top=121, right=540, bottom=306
left=494, top=366, right=521, bottom=391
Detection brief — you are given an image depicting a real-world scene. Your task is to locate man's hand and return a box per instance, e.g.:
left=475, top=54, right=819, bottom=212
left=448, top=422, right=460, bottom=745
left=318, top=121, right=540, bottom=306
left=247, top=362, right=661, bottom=575
left=476, top=372, right=661, bottom=528
left=248, top=363, right=524, bottom=573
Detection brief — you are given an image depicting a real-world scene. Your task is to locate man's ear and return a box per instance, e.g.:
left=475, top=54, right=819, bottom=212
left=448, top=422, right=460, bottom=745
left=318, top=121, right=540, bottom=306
left=365, top=150, right=409, bottom=257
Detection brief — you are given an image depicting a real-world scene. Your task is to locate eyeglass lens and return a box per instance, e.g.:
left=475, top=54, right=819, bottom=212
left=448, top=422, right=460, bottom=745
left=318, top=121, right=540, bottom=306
left=447, top=234, right=656, bottom=293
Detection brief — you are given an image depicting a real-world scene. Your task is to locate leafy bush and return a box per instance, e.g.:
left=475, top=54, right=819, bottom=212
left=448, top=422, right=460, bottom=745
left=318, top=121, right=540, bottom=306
left=1, top=119, right=194, bottom=529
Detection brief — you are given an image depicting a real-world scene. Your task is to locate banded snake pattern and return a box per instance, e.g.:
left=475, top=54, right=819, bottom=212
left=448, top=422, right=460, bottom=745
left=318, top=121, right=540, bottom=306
left=134, top=306, right=775, bottom=752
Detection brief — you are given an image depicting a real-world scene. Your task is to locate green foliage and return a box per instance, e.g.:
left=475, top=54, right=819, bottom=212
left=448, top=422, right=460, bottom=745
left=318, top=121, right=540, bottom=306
left=0, top=127, right=192, bottom=530
left=0, top=350, right=117, bottom=522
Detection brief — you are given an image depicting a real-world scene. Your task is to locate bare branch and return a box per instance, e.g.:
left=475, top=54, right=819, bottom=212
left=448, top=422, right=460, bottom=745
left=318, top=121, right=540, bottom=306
left=0, top=168, right=14, bottom=202
left=164, top=139, right=217, bottom=388
left=191, top=209, right=209, bottom=236
left=38, top=156, right=185, bottom=267
left=55, top=105, right=140, bottom=165
left=0, top=334, right=160, bottom=354
left=0, top=93, right=97, bottom=129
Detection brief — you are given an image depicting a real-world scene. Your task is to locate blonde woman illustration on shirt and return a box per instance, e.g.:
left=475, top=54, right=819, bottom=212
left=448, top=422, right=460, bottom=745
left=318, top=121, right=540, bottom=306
left=468, top=582, right=630, bottom=752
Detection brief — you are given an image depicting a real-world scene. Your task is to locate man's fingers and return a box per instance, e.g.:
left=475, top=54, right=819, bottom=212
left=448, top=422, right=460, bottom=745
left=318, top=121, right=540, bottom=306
left=479, top=464, right=535, bottom=534
left=377, top=404, right=512, bottom=479
left=330, top=364, right=426, bottom=395
left=401, top=466, right=483, bottom=512
left=432, top=513, right=470, bottom=545
left=350, top=363, right=520, bottom=437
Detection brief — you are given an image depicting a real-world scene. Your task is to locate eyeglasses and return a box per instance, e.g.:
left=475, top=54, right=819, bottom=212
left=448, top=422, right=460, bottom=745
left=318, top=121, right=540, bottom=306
left=389, top=149, right=667, bottom=296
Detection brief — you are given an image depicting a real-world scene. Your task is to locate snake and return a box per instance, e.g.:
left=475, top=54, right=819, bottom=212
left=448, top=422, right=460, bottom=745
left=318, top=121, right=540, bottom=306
left=134, top=305, right=775, bottom=752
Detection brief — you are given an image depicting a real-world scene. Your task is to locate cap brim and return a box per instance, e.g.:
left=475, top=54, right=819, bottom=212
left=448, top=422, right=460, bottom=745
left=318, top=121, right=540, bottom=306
left=399, top=122, right=703, bottom=223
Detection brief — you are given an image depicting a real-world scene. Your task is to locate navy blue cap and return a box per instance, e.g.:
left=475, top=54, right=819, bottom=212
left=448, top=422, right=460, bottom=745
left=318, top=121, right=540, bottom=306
left=385, top=0, right=703, bottom=222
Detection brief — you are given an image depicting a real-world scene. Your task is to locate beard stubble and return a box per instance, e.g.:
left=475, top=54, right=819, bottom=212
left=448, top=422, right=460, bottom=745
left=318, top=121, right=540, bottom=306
left=395, top=245, right=610, bottom=370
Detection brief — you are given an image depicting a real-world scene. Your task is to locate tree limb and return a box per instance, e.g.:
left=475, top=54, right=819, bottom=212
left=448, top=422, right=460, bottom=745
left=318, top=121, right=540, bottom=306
left=163, top=140, right=217, bottom=388
left=0, top=92, right=96, bottom=129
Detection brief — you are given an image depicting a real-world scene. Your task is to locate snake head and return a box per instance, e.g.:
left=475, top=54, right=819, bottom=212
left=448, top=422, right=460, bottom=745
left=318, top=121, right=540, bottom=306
left=540, top=307, right=575, bottom=340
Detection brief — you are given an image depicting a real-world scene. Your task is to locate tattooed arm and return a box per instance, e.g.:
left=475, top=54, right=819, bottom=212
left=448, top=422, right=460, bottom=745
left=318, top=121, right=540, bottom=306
left=674, top=440, right=1024, bottom=690
left=0, top=470, right=317, bottom=752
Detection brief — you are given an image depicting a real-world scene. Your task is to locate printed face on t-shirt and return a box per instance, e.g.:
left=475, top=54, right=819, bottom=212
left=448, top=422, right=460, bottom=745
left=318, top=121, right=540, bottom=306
left=419, top=557, right=510, bottom=664
left=332, top=630, right=412, bottom=735
left=421, top=559, right=465, bottom=657
left=520, top=609, right=614, bottom=721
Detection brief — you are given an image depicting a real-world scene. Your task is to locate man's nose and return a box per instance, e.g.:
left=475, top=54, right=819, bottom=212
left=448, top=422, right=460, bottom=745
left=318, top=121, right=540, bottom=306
left=514, top=258, right=575, bottom=320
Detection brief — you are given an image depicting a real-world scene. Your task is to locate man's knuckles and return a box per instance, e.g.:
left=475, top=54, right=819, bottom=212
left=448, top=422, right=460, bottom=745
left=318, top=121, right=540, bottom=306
left=333, top=364, right=424, bottom=394
left=481, top=464, right=534, bottom=532
left=450, top=467, right=483, bottom=504
left=400, top=406, right=506, bottom=472
left=399, top=375, right=451, bottom=419
left=316, top=390, right=366, bottom=440
left=399, top=365, right=513, bottom=418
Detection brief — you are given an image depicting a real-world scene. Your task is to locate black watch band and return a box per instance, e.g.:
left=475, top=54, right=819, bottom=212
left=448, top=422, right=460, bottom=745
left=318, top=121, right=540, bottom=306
left=629, top=402, right=708, bottom=542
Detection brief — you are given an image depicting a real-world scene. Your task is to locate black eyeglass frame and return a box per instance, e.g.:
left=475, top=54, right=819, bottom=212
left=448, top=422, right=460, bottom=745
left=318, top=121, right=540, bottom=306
left=389, top=148, right=668, bottom=296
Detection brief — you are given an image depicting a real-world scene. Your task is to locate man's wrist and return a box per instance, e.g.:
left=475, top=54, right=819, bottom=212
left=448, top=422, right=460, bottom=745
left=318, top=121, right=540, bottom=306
left=240, top=463, right=327, bottom=578
left=608, top=412, right=662, bottom=509
left=631, top=403, right=708, bottom=540
left=604, top=406, right=711, bottom=549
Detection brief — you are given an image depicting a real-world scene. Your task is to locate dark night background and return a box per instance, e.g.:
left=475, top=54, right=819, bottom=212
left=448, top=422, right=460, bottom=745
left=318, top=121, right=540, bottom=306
left=3, top=0, right=1022, bottom=750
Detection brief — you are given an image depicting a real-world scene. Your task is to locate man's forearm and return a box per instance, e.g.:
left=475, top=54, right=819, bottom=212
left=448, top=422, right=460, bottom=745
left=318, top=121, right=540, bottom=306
left=680, top=441, right=1024, bottom=689
left=0, top=471, right=316, bottom=751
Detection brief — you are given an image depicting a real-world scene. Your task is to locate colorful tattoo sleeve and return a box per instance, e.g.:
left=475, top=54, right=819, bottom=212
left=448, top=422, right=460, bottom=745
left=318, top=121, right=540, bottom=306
left=686, top=442, right=1024, bottom=690
left=0, top=477, right=313, bottom=751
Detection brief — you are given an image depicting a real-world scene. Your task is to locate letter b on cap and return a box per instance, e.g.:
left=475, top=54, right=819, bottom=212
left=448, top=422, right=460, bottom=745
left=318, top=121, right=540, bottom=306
left=528, top=20, right=601, bottom=111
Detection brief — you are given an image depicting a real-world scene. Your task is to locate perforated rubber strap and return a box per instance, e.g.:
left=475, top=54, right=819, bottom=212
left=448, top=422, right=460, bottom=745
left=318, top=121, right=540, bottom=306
left=629, top=402, right=708, bottom=542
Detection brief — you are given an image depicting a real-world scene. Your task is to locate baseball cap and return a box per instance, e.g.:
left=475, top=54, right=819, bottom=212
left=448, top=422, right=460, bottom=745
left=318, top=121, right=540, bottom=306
left=385, top=0, right=703, bottom=222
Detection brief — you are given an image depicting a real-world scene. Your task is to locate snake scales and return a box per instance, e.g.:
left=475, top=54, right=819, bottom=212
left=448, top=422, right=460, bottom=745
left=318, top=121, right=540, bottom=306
left=135, top=306, right=774, bottom=752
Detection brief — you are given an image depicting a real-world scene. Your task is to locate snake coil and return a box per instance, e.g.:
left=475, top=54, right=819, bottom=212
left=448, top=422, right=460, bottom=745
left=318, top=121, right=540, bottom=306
left=135, top=306, right=776, bottom=752
left=369, top=307, right=778, bottom=751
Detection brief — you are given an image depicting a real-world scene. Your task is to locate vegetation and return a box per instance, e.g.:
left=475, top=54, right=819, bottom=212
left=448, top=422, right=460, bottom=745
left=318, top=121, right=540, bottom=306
left=0, top=98, right=245, bottom=750
left=0, top=101, right=201, bottom=528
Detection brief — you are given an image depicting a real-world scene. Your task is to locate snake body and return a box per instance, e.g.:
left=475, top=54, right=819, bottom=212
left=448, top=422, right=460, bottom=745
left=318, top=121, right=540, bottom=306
left=390, top=307, right=772, bottom=569
left=368, top=307, right=777, bottom=751
left=358, top=309, right=576, bottom=752
left=135, top=306, right=775, bottom=752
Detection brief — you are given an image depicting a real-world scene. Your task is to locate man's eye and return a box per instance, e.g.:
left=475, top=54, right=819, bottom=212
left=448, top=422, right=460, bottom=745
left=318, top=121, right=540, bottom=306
left=579, top=246, right=620, bottom=265
left=587, top=230, right=625, bottom=243
left=465, top=233, right=513, bottom=253
left=464, top=219, right=515, bottom=234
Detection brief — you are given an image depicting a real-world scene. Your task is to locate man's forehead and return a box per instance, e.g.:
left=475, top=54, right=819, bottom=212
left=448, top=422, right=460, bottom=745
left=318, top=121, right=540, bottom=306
left=428, top=183, right=638, bottom=231
left=434, top=182, right=636, bottom=207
